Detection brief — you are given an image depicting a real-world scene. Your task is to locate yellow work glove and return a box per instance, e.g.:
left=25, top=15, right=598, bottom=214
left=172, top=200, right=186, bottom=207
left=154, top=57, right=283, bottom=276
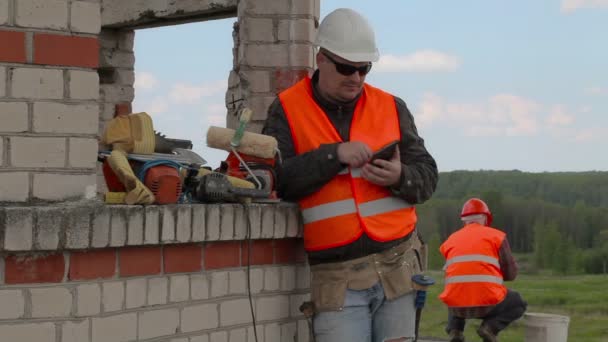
left=106, top=150, right=155, bottom=205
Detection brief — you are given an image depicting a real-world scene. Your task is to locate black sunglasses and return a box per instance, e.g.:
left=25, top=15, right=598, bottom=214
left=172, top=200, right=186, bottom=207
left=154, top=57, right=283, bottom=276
left=323, top=52, right=372, bottom=76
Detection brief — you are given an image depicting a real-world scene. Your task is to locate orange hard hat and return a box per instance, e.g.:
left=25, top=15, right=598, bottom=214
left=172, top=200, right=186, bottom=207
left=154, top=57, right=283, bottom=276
left=461, top=198, right=493, bottom=226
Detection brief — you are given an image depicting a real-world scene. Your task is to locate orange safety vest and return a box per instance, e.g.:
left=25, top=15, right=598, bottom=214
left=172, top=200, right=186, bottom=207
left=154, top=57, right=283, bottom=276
left=439, top=223, right=507, bottom=307
left=279, top=78, right=417, bottom=251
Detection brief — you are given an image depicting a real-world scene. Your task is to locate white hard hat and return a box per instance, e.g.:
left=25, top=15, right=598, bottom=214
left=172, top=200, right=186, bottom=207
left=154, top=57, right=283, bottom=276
left=315, top=8, right=379, bottom=63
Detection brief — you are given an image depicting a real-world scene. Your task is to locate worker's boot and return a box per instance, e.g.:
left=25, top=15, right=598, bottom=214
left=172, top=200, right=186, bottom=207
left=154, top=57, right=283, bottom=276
left=476, top=324, right=498, bottom=342
left=448, top=329, right=465, bottom=342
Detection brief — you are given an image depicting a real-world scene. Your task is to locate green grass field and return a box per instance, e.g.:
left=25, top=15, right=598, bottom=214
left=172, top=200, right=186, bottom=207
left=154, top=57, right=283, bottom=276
left=417, top=272, right=608, bottom=341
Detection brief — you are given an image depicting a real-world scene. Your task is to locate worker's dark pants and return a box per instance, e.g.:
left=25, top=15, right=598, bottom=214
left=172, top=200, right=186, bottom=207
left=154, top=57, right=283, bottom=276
left=446, top=289, right=527, bottom=334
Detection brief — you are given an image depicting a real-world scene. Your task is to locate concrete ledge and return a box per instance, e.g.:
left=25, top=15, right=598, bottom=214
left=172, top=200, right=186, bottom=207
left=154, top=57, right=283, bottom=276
left=0, top=202, right=301, bottom=252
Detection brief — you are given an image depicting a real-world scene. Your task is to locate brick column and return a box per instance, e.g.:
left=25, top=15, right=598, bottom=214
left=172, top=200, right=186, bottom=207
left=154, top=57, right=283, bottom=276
left=0, top=0, right=102, bottom=202
left=226, top=0, right=320, bottom=132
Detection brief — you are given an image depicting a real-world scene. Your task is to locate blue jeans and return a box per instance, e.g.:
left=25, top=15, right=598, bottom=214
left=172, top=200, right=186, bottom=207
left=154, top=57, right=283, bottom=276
left=313, top=282, right=416, bottom=342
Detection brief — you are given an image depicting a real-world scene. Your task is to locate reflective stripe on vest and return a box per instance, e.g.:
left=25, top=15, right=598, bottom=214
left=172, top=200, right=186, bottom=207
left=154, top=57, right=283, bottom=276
left=443, top=254, right=501, bottom=270
left=444, top=275, right=504, bottom=285
left=302, top=197, right=413, bottom=224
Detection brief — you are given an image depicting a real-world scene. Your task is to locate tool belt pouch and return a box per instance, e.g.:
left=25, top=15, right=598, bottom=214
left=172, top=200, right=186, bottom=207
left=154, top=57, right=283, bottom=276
left=379, top=235, right=424, bottom=300
left=310, top=266, right=348, bottom=313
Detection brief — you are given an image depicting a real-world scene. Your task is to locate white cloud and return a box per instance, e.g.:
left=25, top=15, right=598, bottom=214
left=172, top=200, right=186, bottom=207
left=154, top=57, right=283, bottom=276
left=134, top=71, right=159, bottom=90
left=416, top=93, right=443, bottom=127
left=573, top=128, right=608, bottom=142
left=561, top=0, right=608, bottom=13
left=546, top=105, right=575, bottom=126
left=585, top=86, right=608, bottom=95
left=375, top=50, right=461, bottom=72
left=204, top=103, right=227, bottom=125
left=169, top=80, right=228, bottom=104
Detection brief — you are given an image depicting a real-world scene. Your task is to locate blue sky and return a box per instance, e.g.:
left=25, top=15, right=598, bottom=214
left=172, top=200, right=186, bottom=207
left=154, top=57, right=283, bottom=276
left=133, top=0, right=608, bottom=172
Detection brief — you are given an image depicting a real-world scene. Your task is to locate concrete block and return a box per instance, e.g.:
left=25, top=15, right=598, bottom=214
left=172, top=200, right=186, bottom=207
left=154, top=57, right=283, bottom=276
left=0, top=290, right=25, bottom=319
left=240, top=17, right=274, bottom=42
left=233, top=205, right=247, bottom=240
left=144, top=206, right=160, bottom=244
left=245, top=44, right=288, bottom=67
left=274, top=206, right=287, bottom=238
left=290, top=44, right=315, bottom=68
left=10, top=136, right=65, bottom=168
left=0, top=322, right=56, bottom=342
left=92, top=313, right=137, bottom=342
left=210, top=271, right=228, bottom=298
left=220, top=299, right=251, bottom=326
left=66, top=207, right=91, bottom=249
left=0, top=172, right=29, bottom=202
left=69, top=138, right=98, bottom=168
left=191, top=205, right=206, bottom=242
left=246, top=0, right=289, bottom=14
left=99, top=50, right=135, bottom=69
left=0, top=1, right=7, bottom=25
left=296, top=264, right=310, bottom=289
left=286, top=207, right=300, bottom=237
left=33, top=173, right=96, bottom=201
left=100, top=84, right=135, bottom=103
left=281, top=322, right=297, bottom=342
left=3, top=207, right=33, bottom=251
left=138, top=308, right=179, bottom=340
left=110, top=207, right=127, bottom=247
left=91, top=207, right=110, bottom=248
left=30, top=287, right=72, bottom=318
left=33, top=102, right=98, bottom=134
left=228, top=270, right=246, bottom=295
left=256, top=295, right=290, bottom=321
left=176, top=205, right=192, bottom=242
left=16, top=0, right=68, bottom=30
left=181, top=304, right=219, bottom=332
left=281, top=266, right=296, bottom=291
left=249, top=268, right=264, bottom=294
left=169, top=275, right=190, bottom=302
left=209, top=331, right=227, bottom=342
left=161, top=206, right=176, bottom=243
left=127, top=207, right=144, bottom=245
left=147, top=277, right=168, bottom=305
left=261, top=206, right=275, bottom=238
left=206, top=204, right=220, bottom=241
left=190, top=274, right=209, bottom=300
left=0, top=102, right=29, bottom=132
left=118, top=30, right=135, bottom=51
left=291, top=293, right=311, bottom=318
left=264, top=267, right=280, bottom=291
left=102, top=281, right=124, bottom=312
left=243, top=70, right=270, bottom=93
left=69, top=70, right=99, bottom=99
left=229, top=328, right=247, bottom=342
left=220, top=205, right=235, bottom=240
left=115, top=69, right=135, bottom=85
left=278, top=19, right=315, bottom=42
left=228, top=70, right=239, bottom=88
left=11, top=68, right=63, bottom=99
left=70, top=1, right=101, bottom=34
left=248, top=96, right=275, bottom=120
left=264, top=323, right=280, bottom=342
left=62, top=319, right=90, bottom=342
left=125, top=278, right=146, bottom=309
left=76, top=284, right=101, bottom=316
left=248, top=325, right=264, bottom=342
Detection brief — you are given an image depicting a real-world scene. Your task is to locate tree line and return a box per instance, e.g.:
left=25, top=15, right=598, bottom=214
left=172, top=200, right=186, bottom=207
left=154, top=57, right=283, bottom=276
left=417, top=170, right=608, bottom=274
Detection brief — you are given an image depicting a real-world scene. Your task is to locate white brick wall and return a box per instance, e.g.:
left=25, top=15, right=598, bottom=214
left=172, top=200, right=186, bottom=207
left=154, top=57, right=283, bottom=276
left=0, top=323, right=56, bottom=342
left=0, top=66, right=6, bottom=96
left=264, top=267, right=280, bottom=291
left=10, top=136, right=65, bottom=167
left=33, top=173, right=96, bottom=201
left=210, top=331, right=228, bottom=342
left=190, top=274, right=210, bottom=300
left=245, top=44, right=288, bottom=67
left=76, top=284, right=101, bottom=316
left=126, top=278, right=147, bottom=309
left=92, top=313, right=137, bottom=342
left=210, top=272, right=228, bottom=298
left=3, top=208, right=34, bottom=251
left=16, top=0, right=69, bottom=29
left=256, top=295, right=290, bottom=321
left=69, top=138, right=98, bottom=168
left=246, top=0, right=289, bottom=15
left=0, top=290, right=25, bottom=319
left=127, top=207, right=144, bottom=245
left=62, top=320, right=90, bottom=342
left=0, top=102, right=29, bottom=132
left=33, top=102, right=98, bottom=134
left=12, top=68, right=63, bottom=99
left=278, top=19, right=315, bottom=42
left=0, top=172, right=30, bottom=202
left=69, top=70, right=100, bottom=100
left=169, top=275, right=189, bottom=302
left=70, top=1, right=101, bottom=34
left=241, top=18, right=274, bottom=42
left=138, top=308, right=180, bottom=340
left=220, top=299, right=251, bottom=326
left=181, top=304, right=219, bottom=332
left=30, top=287, right=72, bottom=318
left=110, top=208, right=127, bottom=246
left=102, top=281, right=124, bottom=312
left=144, top=206, right=160, bottom=244
left=148, top=277, right=168, bottom=305
left=229, top=328, right=247, bottom=342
